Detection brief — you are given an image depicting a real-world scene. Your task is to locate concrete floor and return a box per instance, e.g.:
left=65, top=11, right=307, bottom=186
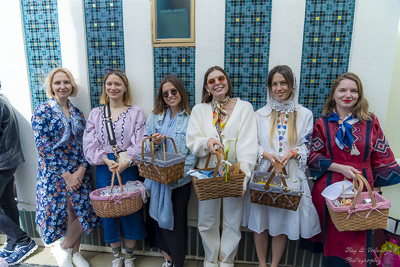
left=3, top=246, right=256, bottom=267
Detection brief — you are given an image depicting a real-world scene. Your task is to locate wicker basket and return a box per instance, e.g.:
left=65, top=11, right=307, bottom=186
left=326, top=174, right=391, bottom=232
left=135, top=136, right=186, bottom=185
left=90, top=171, right=145, bottom=218
left=250, top=162, right=302, bottom=211
left=191, top=149, right=245, bottom=201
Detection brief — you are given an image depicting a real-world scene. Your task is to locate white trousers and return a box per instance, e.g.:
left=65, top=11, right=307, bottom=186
left=198, top=196, right=244, bottom=267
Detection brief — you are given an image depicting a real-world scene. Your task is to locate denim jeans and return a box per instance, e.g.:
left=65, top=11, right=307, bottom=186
left=0, top=168, right=31, bottom=250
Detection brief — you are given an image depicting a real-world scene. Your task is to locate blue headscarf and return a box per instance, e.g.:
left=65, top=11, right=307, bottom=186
left=327, top=109, right=359, bottom=151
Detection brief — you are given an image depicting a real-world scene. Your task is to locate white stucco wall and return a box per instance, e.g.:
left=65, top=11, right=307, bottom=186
left=58, top=0, right=91, bottom=118
left=195, top=0, right=225, bottom=102
left=123, top=0, right=155, bottom=117
left=382, top=17, right=400, bottom=218
left=0, top=1, right=37, bottom=206
left=349, top=0, right=400, bottom=218
left=349, top=0, right=400, bottom=129
left=269, top=0, right=306, bottom=88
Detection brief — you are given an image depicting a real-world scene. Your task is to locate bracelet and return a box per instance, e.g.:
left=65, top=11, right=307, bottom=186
left=289, top=151, right=297, bottom=158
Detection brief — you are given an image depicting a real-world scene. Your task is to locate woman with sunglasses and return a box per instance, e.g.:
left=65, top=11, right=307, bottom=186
left=144, top=75, right=197, bottom=267
left=186, top=66, right=258, bottom=267
left=83, top=68, right=147, bottom=267
left=243, top=65, right=320, bottom=267
left=31, top=67, right=100, bottom=267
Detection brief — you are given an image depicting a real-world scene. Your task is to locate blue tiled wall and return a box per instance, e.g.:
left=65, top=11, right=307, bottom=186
left=153, top=47, right=196, bottom=108
left=299, top=0, right=356, bottom=119
left=224, top=0, right=272, bottom=111
left=84, top=0, right=126, bottom=109
left=21, top=0, right=62, bottom=110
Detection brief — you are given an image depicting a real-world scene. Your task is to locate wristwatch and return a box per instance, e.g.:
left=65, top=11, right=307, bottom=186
left=125, top=159, right=134, bottom=167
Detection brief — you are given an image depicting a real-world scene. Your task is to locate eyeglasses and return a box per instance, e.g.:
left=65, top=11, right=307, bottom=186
left=105, top=68, right=125, bottom=75
left=207, top=75, right=226, bottom=85
left=162, top=89, right=178, bottom=98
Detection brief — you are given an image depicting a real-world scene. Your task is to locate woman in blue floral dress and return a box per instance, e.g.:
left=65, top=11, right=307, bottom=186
left=31, top=67, right=100, bottom=267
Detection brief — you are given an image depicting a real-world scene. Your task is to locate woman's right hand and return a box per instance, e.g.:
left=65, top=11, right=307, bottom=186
left=104, top=158, right=118, bottom=172
left=62, top=172, right=81, bottom=191
left=328, top=163, right=361, bottom=179
left=151, top=133, right=166, bottom=145
left=263, top=151, right=281, bottom=166
left=207, top=138, right=223, bottom=154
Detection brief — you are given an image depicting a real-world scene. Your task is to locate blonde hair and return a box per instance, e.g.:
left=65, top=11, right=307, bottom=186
left=100, top=69, right=132, bottom=105
left=267, top=65, right=297, bottom=148
left=322, top=72, right=372, bottom=121
left=45, top=67, right=78, bottom=99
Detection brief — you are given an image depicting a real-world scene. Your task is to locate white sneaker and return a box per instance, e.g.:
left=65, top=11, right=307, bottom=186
left=161, top=259, right=173, bottom=267
left=111, top=256, right=124, bottom=267
left=72, top=252, right=90, bottom=267
left=124, top=257, right=135, bottom=267
left=50, top=244, right=73, bottom=267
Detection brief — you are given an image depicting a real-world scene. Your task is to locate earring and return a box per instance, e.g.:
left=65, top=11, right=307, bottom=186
left=208, top=91, right=211, bottom=96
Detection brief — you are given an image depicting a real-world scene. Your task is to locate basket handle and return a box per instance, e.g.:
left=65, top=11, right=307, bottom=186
left=141, top=136, right=179, bottom=163
left=264, top=162, right=288, bottom=191
left=203, top=149, right=222, bottom=179
left=349, top=173, right=376, bottom=210
left=109, top=170, right=124, bottom=192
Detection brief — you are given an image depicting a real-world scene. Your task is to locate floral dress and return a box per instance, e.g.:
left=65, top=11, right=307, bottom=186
left=31, top=99, right=100, bottom=244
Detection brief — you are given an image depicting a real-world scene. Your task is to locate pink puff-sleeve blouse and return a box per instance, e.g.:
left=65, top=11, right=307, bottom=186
left=83, top=105, right=147, bottom=165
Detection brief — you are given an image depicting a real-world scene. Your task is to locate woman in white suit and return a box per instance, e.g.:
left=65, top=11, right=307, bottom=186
left=186, top=66, right=258, bottom=267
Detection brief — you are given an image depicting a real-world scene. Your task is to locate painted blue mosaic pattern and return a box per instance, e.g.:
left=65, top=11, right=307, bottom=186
left=224, top=0, right=272, bottom=111
left=299, top=0, right=356, bottom=119
left=21, top=0, right=62, bottom=110
left=153, top=47, right=196, bottom=108
left=84, top=0, right=125, bottom=109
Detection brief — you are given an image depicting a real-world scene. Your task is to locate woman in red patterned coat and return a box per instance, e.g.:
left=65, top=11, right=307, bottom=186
left=306, top=72, right=400, bottom=267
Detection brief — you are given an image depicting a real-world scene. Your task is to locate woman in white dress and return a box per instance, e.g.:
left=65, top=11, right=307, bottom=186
left=244, top=65, right=321, bottom=267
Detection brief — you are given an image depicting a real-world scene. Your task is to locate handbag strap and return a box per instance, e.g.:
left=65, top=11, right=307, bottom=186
left=103, top=104, right=119, bottom=162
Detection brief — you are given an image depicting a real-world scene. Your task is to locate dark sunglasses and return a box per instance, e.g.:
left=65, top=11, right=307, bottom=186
left=207, top=75, right=226, bottom=85
left=162, top=89, right=178, bottom=98
left=105, top=68, right=125, bottom=75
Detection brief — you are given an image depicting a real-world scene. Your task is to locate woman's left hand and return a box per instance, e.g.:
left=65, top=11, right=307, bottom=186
left=115, top=160, right=130, bottom=174
left=281, top=151, right=295, bottom=167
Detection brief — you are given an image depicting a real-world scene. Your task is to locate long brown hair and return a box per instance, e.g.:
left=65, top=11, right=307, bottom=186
left=322, top=72, right=372, bottom=121
left=100, top=68, right=132, bottom=105
left=201, top=66, right=233, bottom=103
left=267, top=65, right=297, bottom=148
left=152, top=75, right=191, bottom=115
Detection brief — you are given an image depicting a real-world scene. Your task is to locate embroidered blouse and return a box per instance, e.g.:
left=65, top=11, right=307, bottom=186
left=83, top=105, right=147, bottom=165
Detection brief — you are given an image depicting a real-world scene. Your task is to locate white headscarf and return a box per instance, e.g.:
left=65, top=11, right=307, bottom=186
left=265, top=71, right=299, bottom=113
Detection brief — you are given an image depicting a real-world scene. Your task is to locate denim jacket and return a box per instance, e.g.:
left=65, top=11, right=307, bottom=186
left=145, top=110, right=197, bottom=190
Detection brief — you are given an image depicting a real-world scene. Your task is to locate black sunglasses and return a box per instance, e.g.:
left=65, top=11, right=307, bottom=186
left=162, top=89, right=178, bottom=98
left=105, top=68, right=125, bottom=75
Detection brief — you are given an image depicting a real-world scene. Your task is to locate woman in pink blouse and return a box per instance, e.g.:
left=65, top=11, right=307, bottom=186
left=83, top=68, right=146, bottom=267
